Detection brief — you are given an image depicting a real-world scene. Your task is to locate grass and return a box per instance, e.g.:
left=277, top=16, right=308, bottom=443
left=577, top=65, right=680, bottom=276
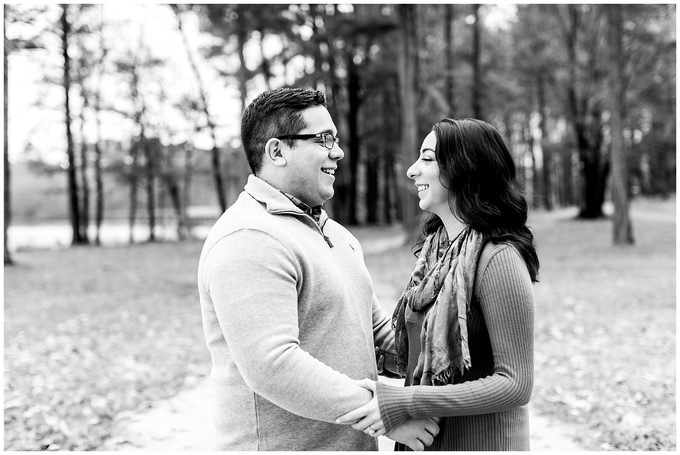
left=4, top=196, right=675, bottom=450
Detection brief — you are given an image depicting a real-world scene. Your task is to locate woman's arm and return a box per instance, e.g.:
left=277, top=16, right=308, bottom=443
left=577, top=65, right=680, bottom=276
left=340, top=246, right=535, bottom=432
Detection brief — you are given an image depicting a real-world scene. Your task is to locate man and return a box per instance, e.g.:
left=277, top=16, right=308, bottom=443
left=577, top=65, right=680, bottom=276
left=197, top=87, right=438, bottom=450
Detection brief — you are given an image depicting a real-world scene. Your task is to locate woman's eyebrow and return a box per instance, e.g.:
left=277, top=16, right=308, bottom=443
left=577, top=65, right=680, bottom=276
left=420, top=148, right=435, bottom=154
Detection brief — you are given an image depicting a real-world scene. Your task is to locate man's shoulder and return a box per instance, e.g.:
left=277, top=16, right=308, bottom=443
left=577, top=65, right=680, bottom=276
left=204, top=194, right=280, bottom=245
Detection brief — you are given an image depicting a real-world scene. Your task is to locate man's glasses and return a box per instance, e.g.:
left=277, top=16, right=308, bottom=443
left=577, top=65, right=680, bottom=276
left=276, top=132, right=340, bottom=151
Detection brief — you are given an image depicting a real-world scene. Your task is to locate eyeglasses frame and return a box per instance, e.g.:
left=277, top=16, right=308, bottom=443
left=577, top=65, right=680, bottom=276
left=275, top=132, right=340, bottom=151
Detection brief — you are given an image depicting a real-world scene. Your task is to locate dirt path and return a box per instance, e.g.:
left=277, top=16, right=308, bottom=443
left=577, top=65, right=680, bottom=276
left=103, top=376, right=586, bottom=451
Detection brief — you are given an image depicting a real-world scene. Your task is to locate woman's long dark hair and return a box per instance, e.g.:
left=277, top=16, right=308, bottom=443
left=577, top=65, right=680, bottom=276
left=416, top=118, right=539, bottom=282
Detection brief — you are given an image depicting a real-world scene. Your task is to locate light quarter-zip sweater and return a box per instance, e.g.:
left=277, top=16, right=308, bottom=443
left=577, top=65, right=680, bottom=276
left=197, top=175, right=395, bottom=451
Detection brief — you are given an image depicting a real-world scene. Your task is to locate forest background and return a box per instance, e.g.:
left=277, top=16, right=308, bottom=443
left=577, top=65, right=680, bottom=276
left=3, top=2, right=676, bottom=451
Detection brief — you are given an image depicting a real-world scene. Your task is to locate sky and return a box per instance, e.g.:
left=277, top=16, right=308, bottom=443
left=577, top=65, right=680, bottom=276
left=5, top=3, right=517, bottom=166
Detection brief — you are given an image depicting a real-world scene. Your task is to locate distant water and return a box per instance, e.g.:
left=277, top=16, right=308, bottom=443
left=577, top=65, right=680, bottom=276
left=6, top=222, right=212, bottom=252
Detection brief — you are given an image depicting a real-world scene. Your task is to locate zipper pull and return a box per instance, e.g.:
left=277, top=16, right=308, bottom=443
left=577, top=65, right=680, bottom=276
left=324, top=235, right=334, bottom=248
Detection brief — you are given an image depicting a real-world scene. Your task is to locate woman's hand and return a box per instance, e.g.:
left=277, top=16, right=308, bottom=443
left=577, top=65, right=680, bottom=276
left=336, top=378, right=386, bottom=437
left=386, top=417, right=440, bottom=451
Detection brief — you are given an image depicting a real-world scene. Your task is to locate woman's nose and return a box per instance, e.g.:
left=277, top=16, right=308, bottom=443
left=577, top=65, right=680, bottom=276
left=406, top=162, right=419, bottom=179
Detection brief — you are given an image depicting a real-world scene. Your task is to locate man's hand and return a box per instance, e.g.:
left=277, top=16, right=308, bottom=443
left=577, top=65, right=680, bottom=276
left=386, top=417, right=440, bottom=451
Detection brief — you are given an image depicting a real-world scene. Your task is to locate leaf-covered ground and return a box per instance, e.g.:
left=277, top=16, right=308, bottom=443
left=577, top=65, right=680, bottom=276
left=4, top=197, right=675, bottom=450
left=4, top=241, right=211, bottom=450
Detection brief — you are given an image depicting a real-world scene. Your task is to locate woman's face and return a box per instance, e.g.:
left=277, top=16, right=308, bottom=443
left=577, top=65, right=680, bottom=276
left=406, top=132, right=450, bottom=216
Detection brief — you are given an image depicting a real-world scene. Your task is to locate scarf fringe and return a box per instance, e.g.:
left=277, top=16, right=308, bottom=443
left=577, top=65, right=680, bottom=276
left=431, top=358, right=472, bottom=385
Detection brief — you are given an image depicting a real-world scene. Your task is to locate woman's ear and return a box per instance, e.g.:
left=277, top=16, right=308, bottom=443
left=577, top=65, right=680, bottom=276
left=264, top=138, right=287, bottom=167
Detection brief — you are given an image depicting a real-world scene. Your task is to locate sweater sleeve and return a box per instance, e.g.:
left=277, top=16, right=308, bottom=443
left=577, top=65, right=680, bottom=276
left=370, top=293, right=402, bottom=378
left=203, top=229, right=373, bottom=423
left=376, top=246, right=534, bottom=431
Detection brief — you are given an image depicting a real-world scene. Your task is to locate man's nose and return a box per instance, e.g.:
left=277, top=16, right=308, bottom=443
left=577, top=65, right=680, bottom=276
left=330, top=144, right=344, bottom=160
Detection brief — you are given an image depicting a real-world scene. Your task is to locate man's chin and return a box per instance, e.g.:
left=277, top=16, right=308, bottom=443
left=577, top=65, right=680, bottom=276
left=321, top=189, right=334, bottom=203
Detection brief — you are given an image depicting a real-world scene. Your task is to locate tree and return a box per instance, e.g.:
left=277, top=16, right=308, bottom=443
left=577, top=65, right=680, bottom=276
left=113, top=44, right=164, bottom=243
left=444, top=4, right=456, bottom=117
left=514, top=4, right=561, bottom=211
left=555, top=5, right=610, bottom=218
left=73, top=12, right=94, bottom=242
left=471, top=4, right=483, bottom=120
left=61, top=5, right=88, bottom=244
left=397, top=4, right=421, bottom=239
left=172, top=5, right=227, bottom=213
left=92, top=5, right=107, bottom=245
left=4, top=8, right=9, bottom=264
left=606, top=5, right=634, bottom=244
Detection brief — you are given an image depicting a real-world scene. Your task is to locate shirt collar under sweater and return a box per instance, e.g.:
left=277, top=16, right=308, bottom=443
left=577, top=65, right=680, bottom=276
left=243, top=175, right=328, bottom=228
left=280, top=192, right=323, bottom=225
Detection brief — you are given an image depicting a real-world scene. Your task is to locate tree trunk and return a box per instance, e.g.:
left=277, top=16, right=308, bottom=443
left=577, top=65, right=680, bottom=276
left=564, top=150, right=575, bottom=207
left=128, top=143, right=139, bottom=244
left=383, top=157, right=395, bottom=224
left=4, top=6, right=12, bottom=265
left=145, top=140, right=156, bottom=242
left=94, top=5, right=106, bottom=246
left=258, top=28, right=272, bottom=90
left=93, top=126, right=103, bottom=245
left=397, top=4, right=421, bottom=240
left=524, top=118, right=537, bottom=209
left=561, top=5, right=607, bottom=218
left=161, top=145, right=187, bottom=241
left=62, top=5, right=85, bottom=245
left=444, top=4, right=455, bottom=117
left=93, top=91, right=104, bottom=245
left=182, top=142, right=194, bottom=239
left=172, top=5, right=226, bottom=212
left=325, top=27, right=350, bottom=223
left=606, top=5, right=634, bottom=244
left=346, top=50, right=360, bottom=225
left=366, top=157, right=378, bottom=224
left=78, top=108, right=90, bottom=242
left=537, top=72, right=552, bottom=210
left=471, top=4, right=483, bottom=120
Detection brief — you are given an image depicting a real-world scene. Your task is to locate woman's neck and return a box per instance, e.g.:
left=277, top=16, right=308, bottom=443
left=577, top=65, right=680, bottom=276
left=437, top=209, right=465, bottom=241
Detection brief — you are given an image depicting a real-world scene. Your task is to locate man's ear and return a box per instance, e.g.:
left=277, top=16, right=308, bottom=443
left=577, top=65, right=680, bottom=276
left=264, top=138, right=287, bottom=167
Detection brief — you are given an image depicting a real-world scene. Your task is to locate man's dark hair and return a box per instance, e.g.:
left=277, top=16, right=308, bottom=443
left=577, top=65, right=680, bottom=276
left=241, top=87, right=326, bottom=174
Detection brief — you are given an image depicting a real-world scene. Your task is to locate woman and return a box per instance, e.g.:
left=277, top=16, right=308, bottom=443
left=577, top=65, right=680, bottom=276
left=337, top=118, right=539, bottom=451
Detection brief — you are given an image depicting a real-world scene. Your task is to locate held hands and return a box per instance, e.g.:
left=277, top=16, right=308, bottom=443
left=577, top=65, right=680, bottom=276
left=336, top=379, right=386, bottom=436
left=386, top=417, right=440, bottom=451
left=336, top=378, right=441, bottom=450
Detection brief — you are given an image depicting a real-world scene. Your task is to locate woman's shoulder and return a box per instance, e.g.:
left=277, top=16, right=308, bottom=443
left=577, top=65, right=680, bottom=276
left=476, top=241, right=525, bottom=280
left=479, top=241, right=518, bottom=266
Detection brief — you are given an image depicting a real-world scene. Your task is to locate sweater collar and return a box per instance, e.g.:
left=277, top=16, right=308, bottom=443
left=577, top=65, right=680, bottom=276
left=244, top=175, right=329, bottom=225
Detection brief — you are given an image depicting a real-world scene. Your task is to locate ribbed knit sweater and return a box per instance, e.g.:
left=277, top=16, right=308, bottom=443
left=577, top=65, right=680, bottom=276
left=377, top=243, right=535, bottom=451
left=198, top=175, right=396, bottom=450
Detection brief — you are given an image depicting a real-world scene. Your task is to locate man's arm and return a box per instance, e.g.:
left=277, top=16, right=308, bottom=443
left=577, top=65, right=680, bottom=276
left=203, top=229, right=372, bottom=422
left=370, top=294, right=403, bottom=377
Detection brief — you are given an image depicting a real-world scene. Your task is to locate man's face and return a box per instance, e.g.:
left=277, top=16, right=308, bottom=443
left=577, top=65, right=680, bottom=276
left=282, top=106, right=344, bottom=207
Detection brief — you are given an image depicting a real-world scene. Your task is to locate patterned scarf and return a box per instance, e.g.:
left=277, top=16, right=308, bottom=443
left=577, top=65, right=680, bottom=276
left=392, top=226, right=485, bottom=385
